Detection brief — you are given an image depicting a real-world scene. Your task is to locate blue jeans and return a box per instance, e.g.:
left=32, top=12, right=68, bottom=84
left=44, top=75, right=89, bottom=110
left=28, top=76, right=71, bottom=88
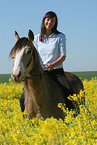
left=19, top=91, right=25, bottom=112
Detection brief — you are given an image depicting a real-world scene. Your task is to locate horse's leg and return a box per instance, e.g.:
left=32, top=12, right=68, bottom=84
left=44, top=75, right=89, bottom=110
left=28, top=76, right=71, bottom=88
left=36, top=111, right=42, bottom=119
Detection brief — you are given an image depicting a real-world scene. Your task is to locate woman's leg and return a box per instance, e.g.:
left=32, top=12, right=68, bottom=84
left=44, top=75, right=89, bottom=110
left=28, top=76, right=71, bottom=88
left=45, top=68, right=73, bottom=94
left=19, top=91, right=25, bottom=112
left=45, top=69, right=75, bottom=110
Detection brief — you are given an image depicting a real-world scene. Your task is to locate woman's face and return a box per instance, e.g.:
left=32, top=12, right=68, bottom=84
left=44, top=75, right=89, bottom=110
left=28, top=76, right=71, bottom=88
left=44, top=17, right=56, bottom=31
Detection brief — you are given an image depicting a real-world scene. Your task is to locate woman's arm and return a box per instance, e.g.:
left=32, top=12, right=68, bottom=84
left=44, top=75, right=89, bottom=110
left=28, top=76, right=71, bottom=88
left=45, top=55, right=66, bottom=71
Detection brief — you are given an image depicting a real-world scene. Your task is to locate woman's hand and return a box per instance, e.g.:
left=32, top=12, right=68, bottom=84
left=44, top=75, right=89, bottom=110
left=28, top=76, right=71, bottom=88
left=45, top=55, right=66, bottom=71
left=45, top=64, right=54, bottom=71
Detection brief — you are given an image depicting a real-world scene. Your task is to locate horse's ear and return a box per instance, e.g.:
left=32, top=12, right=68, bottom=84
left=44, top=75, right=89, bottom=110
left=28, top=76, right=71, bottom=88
left=28, top=30, right=34, bottom=41
left=14, top=31, right=19, bottom=42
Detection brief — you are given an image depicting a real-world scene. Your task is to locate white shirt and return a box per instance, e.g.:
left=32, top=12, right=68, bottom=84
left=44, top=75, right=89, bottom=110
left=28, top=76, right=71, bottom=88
left=34, top=33, right=66, bottom=70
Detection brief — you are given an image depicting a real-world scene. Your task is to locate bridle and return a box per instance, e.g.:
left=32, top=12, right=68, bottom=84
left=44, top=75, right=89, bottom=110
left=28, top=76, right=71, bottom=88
left=23, top=49, right=43, bottom=81
left=26, top=49, right=35, bottom=70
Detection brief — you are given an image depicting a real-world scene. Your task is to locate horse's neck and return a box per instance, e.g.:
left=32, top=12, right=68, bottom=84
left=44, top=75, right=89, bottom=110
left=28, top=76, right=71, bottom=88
left=23, top=67, right=46, bottom=95
left=23, top=51, right=48, bottom=103
left=23, top=75, right=47, bottom=110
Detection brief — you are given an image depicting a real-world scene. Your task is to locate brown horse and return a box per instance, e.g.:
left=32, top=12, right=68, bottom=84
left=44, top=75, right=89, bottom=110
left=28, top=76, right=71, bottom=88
left=9, top=30, right=84, bottom=119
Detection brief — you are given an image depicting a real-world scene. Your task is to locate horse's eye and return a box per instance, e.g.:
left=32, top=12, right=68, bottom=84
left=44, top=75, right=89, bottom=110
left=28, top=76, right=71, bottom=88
left=27, top=50, right=31, bottom=54
left=12, top=56, right=14, bottom=59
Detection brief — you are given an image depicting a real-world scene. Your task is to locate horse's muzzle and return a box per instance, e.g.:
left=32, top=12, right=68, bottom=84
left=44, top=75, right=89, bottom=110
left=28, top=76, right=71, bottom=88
left=11, top=70, right=22, bottom=83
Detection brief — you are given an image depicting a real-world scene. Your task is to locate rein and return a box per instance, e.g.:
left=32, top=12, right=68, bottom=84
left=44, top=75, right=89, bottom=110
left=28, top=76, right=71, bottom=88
left=26, top=73, right=43, bottom=80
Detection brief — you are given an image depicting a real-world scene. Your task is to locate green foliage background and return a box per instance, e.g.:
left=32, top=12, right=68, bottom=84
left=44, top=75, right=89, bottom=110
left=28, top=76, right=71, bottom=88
left=0, top=71, right=97, bottom=83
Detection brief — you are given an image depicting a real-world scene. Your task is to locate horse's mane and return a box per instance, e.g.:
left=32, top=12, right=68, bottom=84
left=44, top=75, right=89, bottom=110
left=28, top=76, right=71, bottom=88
left=9, top=37, right=31, bottom=58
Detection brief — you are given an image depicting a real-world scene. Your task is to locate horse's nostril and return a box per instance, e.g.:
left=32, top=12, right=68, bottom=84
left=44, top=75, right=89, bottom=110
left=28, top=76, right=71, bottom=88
left=11, top=71, right=22, bottom=82
left=17, top=71, right=21, bottom=78
left=11, top=71, right=21, bottom=81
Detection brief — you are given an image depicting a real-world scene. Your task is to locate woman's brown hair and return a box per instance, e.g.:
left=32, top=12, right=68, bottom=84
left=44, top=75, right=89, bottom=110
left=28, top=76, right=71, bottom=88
left=39, top=11, right=60, bottom=42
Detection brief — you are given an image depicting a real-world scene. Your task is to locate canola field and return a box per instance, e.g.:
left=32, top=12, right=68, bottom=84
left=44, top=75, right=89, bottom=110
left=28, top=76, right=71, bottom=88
left=0, top=77, right=97, bottom=145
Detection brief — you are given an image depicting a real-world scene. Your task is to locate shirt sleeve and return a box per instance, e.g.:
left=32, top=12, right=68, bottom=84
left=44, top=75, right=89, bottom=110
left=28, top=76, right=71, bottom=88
left=59, top=33, right=66, bottom=57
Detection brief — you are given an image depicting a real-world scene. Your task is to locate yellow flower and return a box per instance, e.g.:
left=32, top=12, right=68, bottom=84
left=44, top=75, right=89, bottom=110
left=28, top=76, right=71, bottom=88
left=0, top=77, right=97, bottom=144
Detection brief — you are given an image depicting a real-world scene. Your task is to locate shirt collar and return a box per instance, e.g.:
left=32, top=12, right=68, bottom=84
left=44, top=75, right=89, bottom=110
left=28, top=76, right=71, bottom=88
left=44, top=33, right=55, bottom=38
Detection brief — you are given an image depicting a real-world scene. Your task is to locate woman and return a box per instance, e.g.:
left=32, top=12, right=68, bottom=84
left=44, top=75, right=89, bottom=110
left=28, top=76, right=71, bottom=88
left=34, top=11, right=72, bottom=92
left=34, top=11, right=66, bottom=71
left=20, top=11, right=73, bottom=112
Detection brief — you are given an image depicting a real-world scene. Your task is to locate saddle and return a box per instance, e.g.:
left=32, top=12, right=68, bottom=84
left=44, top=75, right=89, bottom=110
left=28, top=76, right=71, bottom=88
left=44, top=69, right=74, bottom=96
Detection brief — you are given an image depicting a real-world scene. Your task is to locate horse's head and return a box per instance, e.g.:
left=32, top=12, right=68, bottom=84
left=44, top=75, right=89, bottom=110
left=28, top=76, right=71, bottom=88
left=9, top=30, right=36, bottom=83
